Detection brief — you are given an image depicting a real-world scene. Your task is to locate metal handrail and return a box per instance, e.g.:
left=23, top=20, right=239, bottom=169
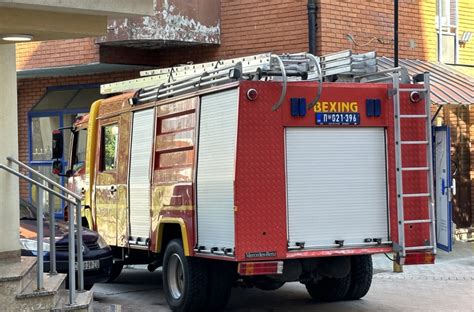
left=7, top=157, right=81, bottom=200
left=0, top=157, right=84, bottom=306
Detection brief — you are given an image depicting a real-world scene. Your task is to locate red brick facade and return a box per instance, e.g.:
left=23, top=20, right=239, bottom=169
left=17, top=38, right=99, bottom=70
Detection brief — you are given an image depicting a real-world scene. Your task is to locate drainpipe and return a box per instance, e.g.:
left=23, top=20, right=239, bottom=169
left=308, top=0, right=316, bottom=54
left=394, top=0, right=399, bottom=67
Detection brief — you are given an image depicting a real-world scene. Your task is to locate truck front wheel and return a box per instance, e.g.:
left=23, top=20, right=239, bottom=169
left=163, top=239, right=208, bottom=312
left=305, top=274, right=351, bottom=302
left=344, top=254, right=373, bottom=300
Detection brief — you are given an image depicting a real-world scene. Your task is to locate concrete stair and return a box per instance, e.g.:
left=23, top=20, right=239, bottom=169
left=0, top=256, right=93, bottom=312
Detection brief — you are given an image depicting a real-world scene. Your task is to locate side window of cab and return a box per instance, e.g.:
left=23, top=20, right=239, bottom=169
left=100, top=124, right=119, bottom=171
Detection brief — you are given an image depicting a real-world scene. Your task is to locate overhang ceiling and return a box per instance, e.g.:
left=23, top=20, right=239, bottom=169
left=0, top=0, right=153, bottom=44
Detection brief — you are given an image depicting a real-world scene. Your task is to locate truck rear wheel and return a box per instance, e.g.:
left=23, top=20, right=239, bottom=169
left=344, top=254, right=373, bottom=300
left=205, top=261, right=234, bottom=311
left=305, top=274, right=351, bottom=302
left=163, top=239, right=208, bottom=312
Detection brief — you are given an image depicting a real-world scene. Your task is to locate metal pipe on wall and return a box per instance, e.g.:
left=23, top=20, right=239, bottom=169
left=308, top=0, right=316, bottom=54
left=394, top=0, right=399, bottom=68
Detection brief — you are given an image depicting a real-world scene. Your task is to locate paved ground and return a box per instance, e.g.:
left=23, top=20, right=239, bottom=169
left=92, top=242, right=473, bottom=312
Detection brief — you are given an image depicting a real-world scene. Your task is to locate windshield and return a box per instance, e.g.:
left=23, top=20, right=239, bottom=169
left=71, top=128, right=88, bottom=173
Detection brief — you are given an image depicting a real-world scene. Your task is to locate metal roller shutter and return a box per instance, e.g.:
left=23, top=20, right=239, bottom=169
left=286, top=127, right=389, bottom=249
left=197, top=88, right=239, bottom=251
left=129, top=109, right=154, bottom=240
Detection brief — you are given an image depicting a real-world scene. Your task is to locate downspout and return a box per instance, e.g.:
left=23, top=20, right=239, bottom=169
left=308, top=0, right=316, bottom=54
left=394, top=0, right=399, bottom=67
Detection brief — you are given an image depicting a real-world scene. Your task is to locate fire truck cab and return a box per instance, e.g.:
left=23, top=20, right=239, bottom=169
left=54, top=52, right=437, bottom=311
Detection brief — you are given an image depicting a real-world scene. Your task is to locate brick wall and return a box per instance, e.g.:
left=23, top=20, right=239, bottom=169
left=101, top=0, right=309, bottom=66
left=17, top=71, right=138, bottom=199
left=16, top=38, right=99, bottom=70
left=316, top=0, right=438, bottom=60
left=15, top=1, right=474, bottom=68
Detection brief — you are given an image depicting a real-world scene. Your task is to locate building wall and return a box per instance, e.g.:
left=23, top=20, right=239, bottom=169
left=458, top=0, right=474, bottom=65
left=101, top=0, right=309, bottom=66
left=316, top=0, right=436, bottom=60
left=16, top=38, right=99, bottom=70
left=15, top=1, right=474, bottom=69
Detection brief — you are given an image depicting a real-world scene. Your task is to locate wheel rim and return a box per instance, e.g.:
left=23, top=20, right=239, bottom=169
left=167, top=253, right=185, bottom=300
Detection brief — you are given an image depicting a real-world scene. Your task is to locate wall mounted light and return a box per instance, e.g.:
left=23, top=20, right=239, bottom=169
left=1, top=34, right=33, bottom=42
left=459, top=31, right=472, bottom=48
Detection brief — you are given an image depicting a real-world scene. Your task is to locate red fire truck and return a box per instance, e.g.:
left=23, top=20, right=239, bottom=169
left=53, top=51, right=437, bottom=311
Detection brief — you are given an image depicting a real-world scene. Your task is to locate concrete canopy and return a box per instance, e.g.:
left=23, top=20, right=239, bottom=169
left=0, top=0, right=154, bottom=43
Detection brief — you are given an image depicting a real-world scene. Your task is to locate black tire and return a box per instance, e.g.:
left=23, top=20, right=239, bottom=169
left=106, top=261, right=124, bottom=283
left=306, top=274, right=351, bottom=302
left=345, top=255, right=373, bottom=300
left=205, top=261, right=234, bottom=311
left=163, top=239, right=208, bottom=312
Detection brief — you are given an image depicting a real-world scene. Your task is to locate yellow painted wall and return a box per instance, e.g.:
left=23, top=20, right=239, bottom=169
left=458, top=0, right=474, bottom=65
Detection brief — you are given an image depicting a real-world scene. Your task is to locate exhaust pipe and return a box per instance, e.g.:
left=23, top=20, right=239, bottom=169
left=147, top=259, right=162, bottom=272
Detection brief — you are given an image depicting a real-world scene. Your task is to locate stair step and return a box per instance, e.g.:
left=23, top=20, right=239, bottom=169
left=401, top=167, right=429, bottom=171
left=16, top=273, right=66, bottom=300
left=401, top=193, right=430, bottom=198
left=14, top=273, right=66, bottom=312
left=399, top=114, right=428, bottom=118
left=403, top=219, right=432, bottom=224
left=0, top=257, right=37, bottom=299
left=0, top=257, right=37, bottom=283
left=52, top=289, right=94, bottom=312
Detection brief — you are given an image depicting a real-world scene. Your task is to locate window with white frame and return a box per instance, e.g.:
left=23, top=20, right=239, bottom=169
left=436, top=0, right=458, bottom=64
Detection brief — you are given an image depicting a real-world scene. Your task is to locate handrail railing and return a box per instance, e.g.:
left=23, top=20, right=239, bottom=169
left=0, top=157, right=84, bottom=306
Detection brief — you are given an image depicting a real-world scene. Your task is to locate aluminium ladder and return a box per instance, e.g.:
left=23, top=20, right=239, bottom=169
left=101, top=52, right=323, bottom=111
left=392, top=71, right=437, bottom=259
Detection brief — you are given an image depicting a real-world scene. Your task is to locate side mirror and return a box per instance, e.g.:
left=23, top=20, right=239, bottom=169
left=52, top=160, right=63, bottom=176
left=52, top=130, right=63, bottom=159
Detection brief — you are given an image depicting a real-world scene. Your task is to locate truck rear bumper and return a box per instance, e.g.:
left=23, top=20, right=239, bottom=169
left=284, top=245, right=393, bottom=259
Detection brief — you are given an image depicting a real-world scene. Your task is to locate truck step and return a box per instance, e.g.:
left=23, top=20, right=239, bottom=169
left=401, top=167, right=429, bottom=171
left=403, top=219, right=432, bottom=224
left=400, top=140, right=429, bottom=145
left=399, top=114, right=428, bottom=118
left=401, top=193, right=431, bottom=198
left=405, top=245, right=434, bottom=251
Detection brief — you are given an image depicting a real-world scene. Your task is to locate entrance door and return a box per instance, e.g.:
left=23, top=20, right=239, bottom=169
left=94, top=116, right=121, bottom=246
left=434, top=126, right=452, bottom=252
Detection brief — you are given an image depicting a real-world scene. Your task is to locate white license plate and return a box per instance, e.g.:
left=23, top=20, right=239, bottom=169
left=75, top=260, right=100, bottom=271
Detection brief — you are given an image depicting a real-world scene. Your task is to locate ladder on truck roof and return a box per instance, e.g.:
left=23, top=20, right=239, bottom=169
left=387, top=69, right=436, bottom=260
left=101, top=52, right=323, bottom=111
left=100, top=50, right=378, bottom=110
